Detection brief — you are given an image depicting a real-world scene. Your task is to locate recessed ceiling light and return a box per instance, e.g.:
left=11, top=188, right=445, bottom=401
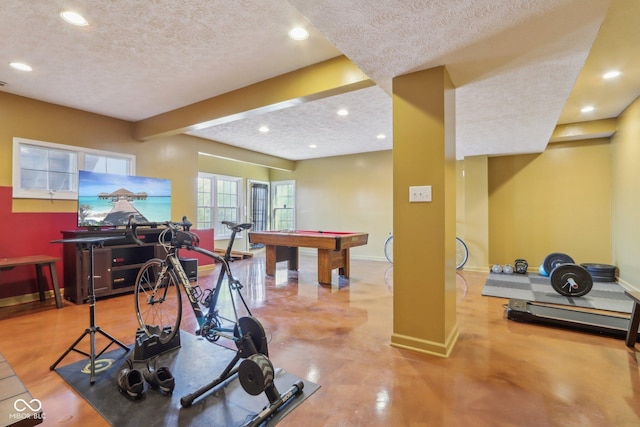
left=602, top=70, right=620, bottom=79
left=288, top=27, right=309, bottom=41
left=259, top=126, right=269, bottom=133
left=309, top=144, right=317, bottom=148
left=376, top=134, right=386, bottom=139
left=9, top=62, right=32, bottom=72
left=581, top=105, right=595, bottom=113
left=60, top=11, right=88, bottom=26
left=337, top=109, right=348, bottom=116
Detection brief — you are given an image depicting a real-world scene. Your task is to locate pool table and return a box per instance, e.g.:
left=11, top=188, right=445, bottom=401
left=248, top=230, right=369, bottom=285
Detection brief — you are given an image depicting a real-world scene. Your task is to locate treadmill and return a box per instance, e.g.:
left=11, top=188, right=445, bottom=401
left=506, top=299, right=639, bottom=342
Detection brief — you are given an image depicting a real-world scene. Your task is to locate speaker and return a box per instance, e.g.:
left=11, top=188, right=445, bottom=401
left=179, top=258, right=198, bottom=281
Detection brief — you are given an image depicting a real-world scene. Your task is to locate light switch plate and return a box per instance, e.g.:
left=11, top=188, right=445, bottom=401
left=409, top=185, right=431, bottom=202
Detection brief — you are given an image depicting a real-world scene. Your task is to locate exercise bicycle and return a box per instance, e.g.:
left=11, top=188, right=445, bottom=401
left=131, top=218, right=255, bottom=347
left=129, top=218, right=304, bottom=413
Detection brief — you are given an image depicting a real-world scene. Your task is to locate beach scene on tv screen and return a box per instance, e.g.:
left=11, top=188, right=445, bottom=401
left=78, top=171, right=172, bottom=226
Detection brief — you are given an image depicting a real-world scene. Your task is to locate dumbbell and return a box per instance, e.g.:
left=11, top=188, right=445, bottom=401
left=491, top=264, right=515, bottom=274
left=540, top=252, right=593, bottom=297
left=514, top=259, right=528, bottom=274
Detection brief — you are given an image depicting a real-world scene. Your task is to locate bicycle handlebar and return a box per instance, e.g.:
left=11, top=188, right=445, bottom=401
left=127, top=216, right=253, bottom=251
left=127, top=215, right=193, bottom=246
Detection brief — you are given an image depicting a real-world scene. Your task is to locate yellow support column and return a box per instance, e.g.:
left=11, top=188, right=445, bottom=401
left=390, top=67, right=458, bottom=357
left=463, top=155, right=490, bottom=271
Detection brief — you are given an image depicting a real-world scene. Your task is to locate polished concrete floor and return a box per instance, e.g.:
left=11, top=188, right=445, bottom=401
left=0, top=253, right=639, bottom=426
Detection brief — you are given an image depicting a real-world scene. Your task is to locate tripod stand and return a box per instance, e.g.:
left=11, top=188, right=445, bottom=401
left=50, top=236, right=129, bottom=384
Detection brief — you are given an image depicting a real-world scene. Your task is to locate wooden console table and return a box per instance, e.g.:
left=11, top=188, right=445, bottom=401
left=59, top=229, right=165, bottom=304
left=0, top=256, right=63, bottom=309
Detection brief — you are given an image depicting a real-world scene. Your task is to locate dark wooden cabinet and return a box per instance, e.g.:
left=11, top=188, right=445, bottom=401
left=60, top=228, right=165, bottom=304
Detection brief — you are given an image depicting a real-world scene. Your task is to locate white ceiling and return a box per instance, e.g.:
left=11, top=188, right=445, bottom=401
left=1, top=0, right=638, bottom=162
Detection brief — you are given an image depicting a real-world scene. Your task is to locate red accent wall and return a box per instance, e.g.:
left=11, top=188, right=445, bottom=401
left=0, top=186, right=75, bottom=299
left=188, top=229, right=215, bottom=268
left=0, top=186, right=214, bottom=301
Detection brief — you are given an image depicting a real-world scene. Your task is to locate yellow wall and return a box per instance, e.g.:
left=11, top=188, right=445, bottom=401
left=270, top=150, right=392, bottom=260
left=488, top=138, right=612, bottom=269
left=1, top=92, right=391, bottom=258
left=198, top=154, right=270, bottom=181
left=0, top=92, right=205, bottom=219
left=611, top=95, right=640, bottom=289
left=1, top=93, right=135, bottom=213
left=461, top=156, right=489, bottom=270
left=1, top=92, right=281, bottom=229
left=6, top=89, right=639, bottom=292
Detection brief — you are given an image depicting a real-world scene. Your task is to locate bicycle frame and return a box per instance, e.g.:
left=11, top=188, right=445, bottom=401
left=131, top=219, right=291, bottom=409
left=185, top=242, right=253, bottom=340
left=131, top=219, right=252, bottom=343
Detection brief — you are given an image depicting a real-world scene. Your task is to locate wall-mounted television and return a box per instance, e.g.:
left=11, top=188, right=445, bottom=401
left=77, top=171, right=172, bottom=227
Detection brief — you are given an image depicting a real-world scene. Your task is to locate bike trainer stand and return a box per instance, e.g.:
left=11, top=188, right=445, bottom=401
left=132, top=326, right=182, bottom=362
left=180, top=316, right=305, bottom=425
left=50, top=237, right=130, bottom=384
left=238, top=355, right=305, bottom=427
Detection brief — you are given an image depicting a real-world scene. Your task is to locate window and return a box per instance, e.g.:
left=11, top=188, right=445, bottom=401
left=85, top=154, right=131, bottom=175
left=197, top=173, right=242, bottom=238
left=12, top=137, right=134, bottom=200
left=197, top=176, right=213, bottom=229
left=272, top=180, right=295, bottom=230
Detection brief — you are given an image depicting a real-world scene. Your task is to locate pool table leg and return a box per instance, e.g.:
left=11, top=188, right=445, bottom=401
left=317, top=249, right=350, bottom=285
left=339, top=249, right=350, bottom=278
left=265, top=245, right=299, bottom=276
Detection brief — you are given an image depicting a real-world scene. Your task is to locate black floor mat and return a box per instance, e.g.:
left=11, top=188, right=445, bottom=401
left=482, top=272, right=634, bottom=313
left=54, top=331, right=319, bottom=426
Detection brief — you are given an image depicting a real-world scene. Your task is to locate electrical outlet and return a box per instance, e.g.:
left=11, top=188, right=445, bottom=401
left=409, top=185, right=432, bottom=202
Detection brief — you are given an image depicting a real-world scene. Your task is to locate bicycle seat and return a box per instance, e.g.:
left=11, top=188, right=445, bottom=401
left=222, top=221, right=253, bottom=232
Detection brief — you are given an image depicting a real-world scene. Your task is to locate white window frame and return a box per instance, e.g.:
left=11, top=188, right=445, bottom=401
left=197, top=172, right=242, bottom=239
left=271, top=180, right=296, bottom=230
left=12, top=137, right=135, bottom=200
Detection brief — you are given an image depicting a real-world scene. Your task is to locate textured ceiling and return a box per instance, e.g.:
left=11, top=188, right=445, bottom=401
left=558, top=0, right=640, bottom=125
left=188, top=85, right=392, bottom=160
left=1, top=0, right=638, bottom=162
left=0, top=0, right=341, bottom=120
left=289, top=0, right=612, bottom=158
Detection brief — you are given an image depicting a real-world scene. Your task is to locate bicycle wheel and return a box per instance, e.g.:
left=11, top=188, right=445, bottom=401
left=384, top=235, right=394, bottom=263
left=134, top=258, right=182, bottom=345
left=456, top=237, right=468, bottom=270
